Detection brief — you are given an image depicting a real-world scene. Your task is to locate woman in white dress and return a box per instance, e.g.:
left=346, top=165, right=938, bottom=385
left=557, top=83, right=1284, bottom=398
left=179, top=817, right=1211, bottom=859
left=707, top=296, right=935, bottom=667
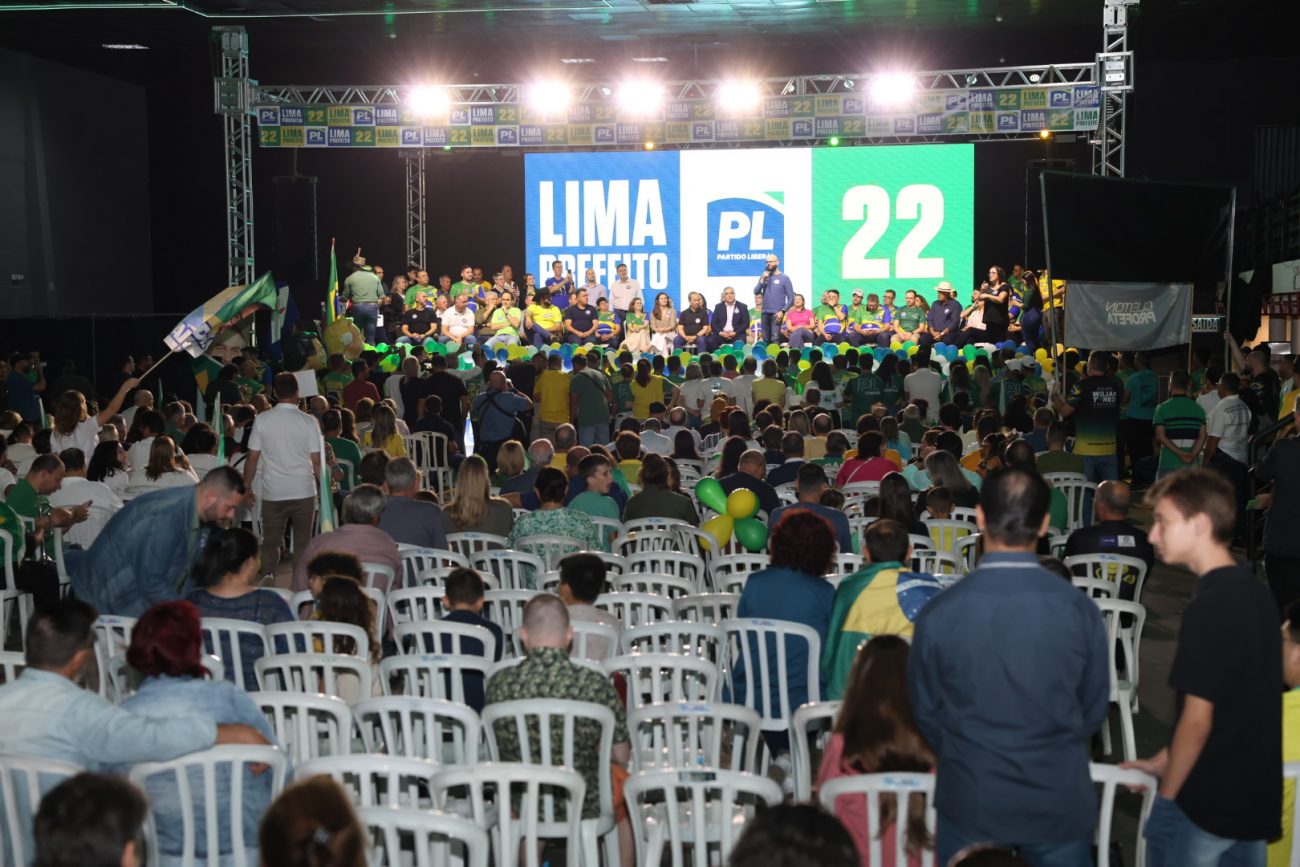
left=649, top=292, right=679, bottom=356
left=49, top=377, right=140, bottom=457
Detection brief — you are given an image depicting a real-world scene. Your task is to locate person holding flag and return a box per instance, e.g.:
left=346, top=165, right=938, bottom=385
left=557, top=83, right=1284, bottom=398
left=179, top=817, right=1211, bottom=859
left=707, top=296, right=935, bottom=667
left=339, top=248, right=384, bottom=344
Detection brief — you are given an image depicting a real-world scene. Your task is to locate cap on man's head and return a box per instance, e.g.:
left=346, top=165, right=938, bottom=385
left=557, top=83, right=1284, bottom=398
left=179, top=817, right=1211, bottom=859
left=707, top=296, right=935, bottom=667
left=851, top=290, right=863, bottom=298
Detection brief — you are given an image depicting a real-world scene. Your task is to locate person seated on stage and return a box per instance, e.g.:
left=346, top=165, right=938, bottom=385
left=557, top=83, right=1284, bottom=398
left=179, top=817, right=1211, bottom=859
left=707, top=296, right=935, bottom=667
left=878, top=289, right=926, bottom=348
left=814, top=290, right=848, bottom=343
left=525, top=292, right=565, bottom=348
left=439, top=293, right=478, bottom=348
left=593, top=297, right=621, bottom=348
left=563, top=286, right=600, bottom=345
left=783, top=294, right=817, bottom=349
left=396, top=290, right=437, bottom=345
left=675, top=292, right=712, bottom=351
left=850, top=293, right=889, bottom=348
left=708, top=286, right=750, bottom=351
left=484, top=290, right=523, bottom=351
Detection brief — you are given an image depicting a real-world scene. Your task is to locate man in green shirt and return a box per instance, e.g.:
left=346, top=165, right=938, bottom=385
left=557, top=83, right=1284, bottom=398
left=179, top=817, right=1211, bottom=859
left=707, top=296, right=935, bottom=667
left=1152, top=369, right=1207, bottom=480
left=569, top=454, right=622, bottom=549
left=814, top=289, right=848, bottom=342
left=322, top=409, right=362, bottom=491
left=8, top=454, right=88, bottom=562
left=403, top=270, right=434, bottom=307
left=854, top=292, right=890, bottom=348
left=569, top=354, right=613, bottom=447
left=882, top=289, right=926, bottom=345
left=450, top=265, right=479, bottom=301
left=340, top=255, right=385, bottom=344
left=844, top=356, right=884, bottom=425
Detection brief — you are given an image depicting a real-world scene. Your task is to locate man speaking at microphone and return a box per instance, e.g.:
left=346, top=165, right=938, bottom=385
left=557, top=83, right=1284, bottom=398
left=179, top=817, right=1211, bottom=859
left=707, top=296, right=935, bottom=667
left=755, top=254, right=794, bottom=344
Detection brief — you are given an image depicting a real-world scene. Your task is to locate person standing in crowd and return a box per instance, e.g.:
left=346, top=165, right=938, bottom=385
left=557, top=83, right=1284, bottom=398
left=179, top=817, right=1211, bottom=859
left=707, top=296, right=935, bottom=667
left=1053, top=349, right=1121, bottom=485
left=7, top=352, right=47, bottom=422
left=757, top=254, right=794, bottom=344
left=243, top=373, right=321, bottom=580
left=909, top=468, right=1108, bottom=865
left=1125, top=468, right=1280, bottom=865
left=544, top=260, right=574, bottom=306
left=1152, top=369, right=1207, bottom=481
left=608, top=261, right=642, bottom=323
left=470, top=370, right=532, bottom=472
left=423, top=353, right=470, bottom=451
left=1203, top=371, right=1253, bottom=545
left=1122, top=352, right=1159, bottom=476
left=1256, top=399, right=1300, bottom=612
left=49, top=378, right=138, bottom=457
left=340, top=253, right=384, bottom=344
left=569, top=353, right=613, bottom=447
left=533, top=353, right=570, bottom=443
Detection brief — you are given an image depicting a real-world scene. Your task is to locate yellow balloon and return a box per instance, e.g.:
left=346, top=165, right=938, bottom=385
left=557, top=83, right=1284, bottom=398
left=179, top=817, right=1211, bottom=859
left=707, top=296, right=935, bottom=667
left=725, top=488, right=759, bottom=520
left=701, top=514, right=735, bottom=552
left=906, top=345, right=919, bottom=357
left=1034, top=348, right=1048, bottom=361
left=797, top=360, right=811, bottom=371
left=837, top=342, right=850, bottom=353
left=890, top=341, right=903, bottom=351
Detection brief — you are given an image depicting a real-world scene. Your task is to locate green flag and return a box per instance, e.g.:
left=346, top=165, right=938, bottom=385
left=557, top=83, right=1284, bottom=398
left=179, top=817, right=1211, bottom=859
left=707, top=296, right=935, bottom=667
left=317, top=434, right=335, bottom=534
left=164, top=272, right=278, bottom=358
left=325, top=239, right=339, bottom=326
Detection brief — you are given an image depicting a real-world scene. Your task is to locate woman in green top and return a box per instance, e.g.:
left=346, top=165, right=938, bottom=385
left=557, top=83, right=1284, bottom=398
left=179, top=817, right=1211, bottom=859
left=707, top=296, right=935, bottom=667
left=507, top=467, right=599, bottom=552
left=620, top=296, right=652, bottom=354
left=484, top=291, right=522, bottom=350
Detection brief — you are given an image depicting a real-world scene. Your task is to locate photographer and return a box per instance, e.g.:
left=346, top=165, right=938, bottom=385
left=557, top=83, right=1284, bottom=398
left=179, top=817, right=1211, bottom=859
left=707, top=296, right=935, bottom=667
left=470, top=370, right=532, bottom=472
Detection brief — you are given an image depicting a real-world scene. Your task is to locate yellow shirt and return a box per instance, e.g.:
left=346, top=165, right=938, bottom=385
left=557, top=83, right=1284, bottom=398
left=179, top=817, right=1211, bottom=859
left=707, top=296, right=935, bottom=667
left=631, top=376, right=667, bottom=420
left=1281, top=388, right=1297, bottom=421
left=527, top=303, right=563, bottom=334
left=361, top=431, right=407, bottom=457
left=805, top=436, right=827, bottom=460
left=535, top=370, right=571, bottom=424
left=1268, top=690, right=1300, bottom=867
left=752, top=378, right=787, bottom=409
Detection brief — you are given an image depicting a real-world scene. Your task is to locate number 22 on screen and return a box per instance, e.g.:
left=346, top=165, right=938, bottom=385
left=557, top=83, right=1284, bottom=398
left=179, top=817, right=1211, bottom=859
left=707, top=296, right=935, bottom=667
left=841, top=184, right=945, bottom=280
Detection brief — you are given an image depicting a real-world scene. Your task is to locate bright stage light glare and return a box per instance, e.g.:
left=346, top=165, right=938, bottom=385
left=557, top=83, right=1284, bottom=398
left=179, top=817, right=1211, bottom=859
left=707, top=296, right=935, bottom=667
left=828, top=136, right=840, bottom=147
left=716, top=80, right=761, bottom=111
left=1038, top=129, right=1053, bottom=140
left=644, top=141, right=656, bottom=150
left=407, top=86, right=449, bottom=116
left=529, top=81, right=572, bottom=113
left=618, top=80, right=665, bottom=114
left=868, top=72, right=915, bottom=106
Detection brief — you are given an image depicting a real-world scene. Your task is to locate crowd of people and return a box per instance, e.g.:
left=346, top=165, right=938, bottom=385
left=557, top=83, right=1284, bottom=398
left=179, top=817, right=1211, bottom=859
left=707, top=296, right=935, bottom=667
left=2, top=255, right=1299, bottom=867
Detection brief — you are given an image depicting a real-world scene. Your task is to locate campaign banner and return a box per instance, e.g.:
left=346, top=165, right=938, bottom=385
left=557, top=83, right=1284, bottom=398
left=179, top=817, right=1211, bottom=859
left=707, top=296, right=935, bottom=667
left=525, top=144, right=973, bottom=308
left=1065, top=281, right=1193, bottom=349
left=254, top=84, right=1099, bottom=149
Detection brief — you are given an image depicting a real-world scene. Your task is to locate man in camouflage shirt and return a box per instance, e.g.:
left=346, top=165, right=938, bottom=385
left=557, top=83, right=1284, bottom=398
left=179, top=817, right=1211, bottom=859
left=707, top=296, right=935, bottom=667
left=484, top=593, right=631, bottom=821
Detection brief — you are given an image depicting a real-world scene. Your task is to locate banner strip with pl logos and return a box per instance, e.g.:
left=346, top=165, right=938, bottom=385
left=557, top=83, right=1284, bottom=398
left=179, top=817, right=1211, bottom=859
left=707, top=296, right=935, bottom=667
left=253, top=85, right=1100, bottom=148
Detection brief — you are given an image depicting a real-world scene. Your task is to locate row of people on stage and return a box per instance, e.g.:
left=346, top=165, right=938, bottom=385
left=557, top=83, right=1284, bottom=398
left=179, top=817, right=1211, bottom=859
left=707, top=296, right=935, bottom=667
left=343, top=252, right=1060, bottom=354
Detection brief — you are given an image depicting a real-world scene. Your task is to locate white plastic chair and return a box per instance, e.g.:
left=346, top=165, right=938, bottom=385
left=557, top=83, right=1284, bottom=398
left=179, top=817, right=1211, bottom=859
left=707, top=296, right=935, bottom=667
left=570, top=619, right=622, bottom=662
left=128, top=745, right=288, bottom=867
left=950, top=506, right=978, bottom=524
left=1047, top=534, right=1071, bottom=559
left=200, top=617, right=269, bottom=691
left=673, top=593, right=740, bottom=625
left=613, top=572, right=699, bottom=599
left=379, top=654, right=492, bottom=705
left=604, top=652, right=717, bottom=707
left=622, top=517, right=691, bottom=538
left=953, top=534, right=982, bottom=573
left=359, top=804, right=490, bottom=867
left=483, top=589, right=539, bottom=656
left=0, top=754, right=83, bottom=867
left=255, top=653, right=374, bottom=704
left=623, top=768, right=784, bottom=867
left=588, top=516, right=623, bottom=552
left=621, top=622, right=726, bottom=667
left=790, top=700, right=843, bottom=801
left=594, top=591, right=672, bottom=626
left=362, top=561, right=398, bottom=593
left=1094, top=598, right=1147, bottom=762
left=922, top=518, right=977, bottom=555
left=1064, top=553, right=1150, bottom=606
left=908, top=533, right=934, bottom=552
left=911, top=549, right=963, bottom=578
left=1073, top=577, right=1118, bottom=599
left=589, top=551, right=630, bottom=576
left=514, top=534, right=585, bottom=570
left=92, top=614, right=136, bottom=699
left=628, top=701, right=763, bottom=773
left=387, top=586, right=446, bottom=626
left=0, top=530, right=31, bottom=652
left=353, top=695, right=480, bottom=765
left=616, top=528, right=681, bottom=558
left=249, top=691, right=353, bottom=762
left=1045, top=475, right=1098, bottom=531
left=395, top=620, right=499, bottom=661
left=627, top=551, right=706, bottom=584
left=288, top=589, right=315, bottom=620
left=1090, top=762, right=1158, bottom=867
left=842, top=481, right=881, bottom=499
left=819, top=772, right=938, bottom=867
left=266, top=621, right=370, bottom=661
left=722, top=618, right=822, bottom=739
left=399, top=546, right=469, bottom=588
left=296, top=754, right=439, bottom=809
left=1283, top=762, right=1300, bottom=867
left=432, top=762, right=586, bottom=867
left=0, top=650, right=23, bottom=684
left=481, top=699, right=619, bottom=867
left=445, top=531, right=509, bottom=558
left=472, top=550, right=546, bottom=591
left=413, top=566, right=463, bottom=588
left=831, top=552, right=864, bottom=575
left=706, top=554, right=771, bottom=595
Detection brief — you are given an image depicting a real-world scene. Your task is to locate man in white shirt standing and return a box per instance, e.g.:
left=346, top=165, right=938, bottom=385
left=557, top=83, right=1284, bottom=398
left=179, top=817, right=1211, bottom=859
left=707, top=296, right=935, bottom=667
left=243, top=373, right=322, bottom=581
left=904, top=347, right=944, bottom=421
left=49, top=447, right=122, bottom=549
left=608, top=262, right=642, bottom=323
left=1203, top=371, right=1252, bottom=544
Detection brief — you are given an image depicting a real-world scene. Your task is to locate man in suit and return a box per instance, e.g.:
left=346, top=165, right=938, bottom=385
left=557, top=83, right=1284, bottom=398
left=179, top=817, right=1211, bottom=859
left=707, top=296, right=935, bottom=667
left=707, top=285, right=750, bottom=351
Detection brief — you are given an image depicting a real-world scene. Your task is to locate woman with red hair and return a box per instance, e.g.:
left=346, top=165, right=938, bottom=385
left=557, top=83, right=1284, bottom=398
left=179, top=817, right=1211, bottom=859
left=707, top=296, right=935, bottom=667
left=114, top=600, right=279, bottom=867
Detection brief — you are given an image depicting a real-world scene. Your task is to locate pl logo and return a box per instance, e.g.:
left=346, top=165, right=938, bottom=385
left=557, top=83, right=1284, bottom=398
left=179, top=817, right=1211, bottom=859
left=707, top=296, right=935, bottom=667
left=706, top=196, right=785, bottom=278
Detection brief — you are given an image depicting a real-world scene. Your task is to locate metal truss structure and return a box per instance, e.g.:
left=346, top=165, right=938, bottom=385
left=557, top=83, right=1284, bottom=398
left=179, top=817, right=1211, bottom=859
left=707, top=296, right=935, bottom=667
left=217, top=1, right=1133, bottom=275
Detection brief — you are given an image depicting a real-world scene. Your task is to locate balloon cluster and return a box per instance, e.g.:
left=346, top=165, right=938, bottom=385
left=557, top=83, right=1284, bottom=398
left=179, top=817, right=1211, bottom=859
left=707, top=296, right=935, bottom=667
left=694, top=478, right=768, bottom=553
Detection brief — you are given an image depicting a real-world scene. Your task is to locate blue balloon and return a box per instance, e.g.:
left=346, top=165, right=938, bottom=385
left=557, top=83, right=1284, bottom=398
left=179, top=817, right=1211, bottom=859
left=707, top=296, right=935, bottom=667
left=823, top=344, right=838, bottom=358
left=753, top=344, right=767, bottom=360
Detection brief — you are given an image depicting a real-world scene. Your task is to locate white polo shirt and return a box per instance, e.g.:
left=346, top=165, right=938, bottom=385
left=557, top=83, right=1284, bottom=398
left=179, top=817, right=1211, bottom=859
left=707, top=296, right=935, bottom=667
left=247, top=402, right=322, bottom=501
left=441, top=308, right=475, bottom=340
left=49, top=476, right=123, bottom=549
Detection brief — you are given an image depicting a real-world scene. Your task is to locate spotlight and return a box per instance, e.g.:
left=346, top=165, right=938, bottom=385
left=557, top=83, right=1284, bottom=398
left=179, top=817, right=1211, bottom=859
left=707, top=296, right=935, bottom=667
left=827, top=136, right=840, bottom=147
left=407, top=86, right=449, bottom=116
left=644, top=141, right=656, bottom=150
left=965, top=73, right=980, bottom=86
left=868, top=72, right=915, bottom=106
left=1038, top=129, right=1053, bottom=140
left=528, top=81, right=572, bottom=113
left=618, top=80, right=665, bottom=115
left=1028, top=72, right=1042, bottom=83
left=716, top=80, right=761, bottom=112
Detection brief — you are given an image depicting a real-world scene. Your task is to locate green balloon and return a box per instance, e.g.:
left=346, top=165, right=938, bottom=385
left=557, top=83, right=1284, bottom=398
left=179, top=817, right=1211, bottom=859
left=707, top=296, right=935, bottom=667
left=695, top=477, right=728, bottom=514
left=735, top=517, right=769, bottom=553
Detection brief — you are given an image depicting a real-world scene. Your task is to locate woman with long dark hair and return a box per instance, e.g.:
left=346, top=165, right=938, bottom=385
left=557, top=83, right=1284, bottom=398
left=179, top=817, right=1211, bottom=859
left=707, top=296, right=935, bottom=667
left=876, top=472, right=927, bottom=536
left=714, top=435, right=749, bottom=480
left=1015, top=269, right=1043, bottom=352
left=649, top=292, right=678, bottom=356
left=974, top=265, right=1010, bottom=344
left=86, top=440, right=130, bottom=495
left=816, top=635, right=935, bottom=865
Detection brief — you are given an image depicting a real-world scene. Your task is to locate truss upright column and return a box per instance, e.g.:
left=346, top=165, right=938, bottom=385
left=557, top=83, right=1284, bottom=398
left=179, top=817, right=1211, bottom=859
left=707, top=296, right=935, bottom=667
left=1093, top=0, right=1137, bottom=176
left=403, top=150, right=427, bottom=270
left=215, top=25, right=256, bottom=287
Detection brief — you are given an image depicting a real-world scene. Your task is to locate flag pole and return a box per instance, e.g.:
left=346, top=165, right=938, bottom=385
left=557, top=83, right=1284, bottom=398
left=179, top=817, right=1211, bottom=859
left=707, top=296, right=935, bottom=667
left=136, top=348, right=178, bottom=383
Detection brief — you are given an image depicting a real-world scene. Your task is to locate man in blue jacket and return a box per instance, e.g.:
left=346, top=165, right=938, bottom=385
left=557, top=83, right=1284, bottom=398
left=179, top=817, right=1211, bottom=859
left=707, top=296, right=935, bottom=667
left=707, top=286, right=751, bottom=351
left=71, top=467, right=247, bottom=617
left=908, top=467, right=1109, bottom=866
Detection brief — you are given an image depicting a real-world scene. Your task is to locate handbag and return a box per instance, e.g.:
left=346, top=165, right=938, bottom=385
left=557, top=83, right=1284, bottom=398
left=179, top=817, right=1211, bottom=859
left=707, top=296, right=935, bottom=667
left=16, top=531, right=61, bottom=606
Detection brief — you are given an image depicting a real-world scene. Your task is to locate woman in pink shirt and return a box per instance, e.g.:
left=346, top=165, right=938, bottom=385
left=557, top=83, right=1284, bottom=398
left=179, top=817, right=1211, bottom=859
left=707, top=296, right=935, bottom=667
left=782, top=293, right=817, bottom=349
left=816, top=635, right=935, bottom=866
left=836, top=432, right=899, bottom=487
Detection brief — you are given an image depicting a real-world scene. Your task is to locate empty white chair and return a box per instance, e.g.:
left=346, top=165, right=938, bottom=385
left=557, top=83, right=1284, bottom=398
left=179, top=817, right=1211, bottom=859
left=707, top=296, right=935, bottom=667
left=819, top=772, right=938, bottom=867
left=675, top=526, right=722, bottom=563
left=296, top=754, right=439, bottom=809
left=604, top=652, right=717, bottom=707
left=353, top=695, right=480, bottom=765
left=0, top=529, right=30, bottom=651
left=613, top=572, right=698, bottom=600
left=627, top=551, right=706, bottom=584
left=249, top=691, right=353, bottom=762
left=1044, top=474, right=1097, bottom=531
left=387, top=586, right=446, bottom=626
left=621, top=621, right=726, bottom=666
left=379, top=654, right=492, bottom=705
left=616, top=529, right=680, bottom=558
left=431, top=763, right=585, bottom=867
left=0, top=754, right=83, bottom=867
left=590, top=551, right=629, bottom=576
left=1064, top=553, right=1150, bottom=605
left=673, top=593, right=740, bottom=625
left=911, top=549, right=964, bottom=578
left=255, top=653, right=374, bottom=704
left=92, top=614, right=136, bottom=699
left=622, top=517, right=691, bottom=538
left=0, top=650, right=24, bottom=684
left=628, top=701, right=764, bottom=773
left=706, top=554, right=770, bottom=594
left=570, top=619, right=621, bottom=662
left=200, top=617, right=269, bottom=691
left=842, top=481, right=882, bottom=499
left=395, top=620, right=500, bottom=662
left=481, top=699, right=620, bottom=867
left=722, top=618, right=822, bottom=742
left=361, top=561, right=398, bottom=593
left=594, top=591, right=672, bottom=627
left=953, top=534, right=981, bottom=573
left=790, top=701, right=843, bottom=801
left=128, top=745, right=288, bottom=867
left=923, top=518, right=977, bottom=555
left=513, top=535, right=585, bottom=570
left=1090, top=762, right=1158, bottom=867
left=399, top=547, right=469, bottom=588
left=359, top=804, right=490, bottom=867
left=832, top=552, right=864, bottom=575
left=1094, top=598, right=1147, bottom=762
left=472, top=550, right=546, bottom=592
left=483, top=589, right=539, bottom=656
left=413, top=566, right=463, bottom=588
left=908, top=533, right=934, bottom=552
left=588, top=516, right=623, bottom=552
left=266, top=621, right=370, bottom=661
left=445, top=531, right=508, bottom=558
left=623, top=768, right=784, bottom=867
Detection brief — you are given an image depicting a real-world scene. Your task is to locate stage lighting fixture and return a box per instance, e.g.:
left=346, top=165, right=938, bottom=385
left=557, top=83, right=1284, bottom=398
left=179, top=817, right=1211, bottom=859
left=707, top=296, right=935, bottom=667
left=827, top=136, right=840, bottom=146
left=529, top=81, right=572, bottom=113
left=1029, top=72, right=1042, bottom=83
left=716, top=80, right=761, bottom=111
left=644, top=141, right=656, bottom=150
left=1038, top=129, right=1053, bottom=140
left=407, top=86, right=449, bottom=116
left=869, top=73, right=915, bottom=106
left=965, top=73, right=980, bottom=86
left=618, top=80, right=666, bottom=114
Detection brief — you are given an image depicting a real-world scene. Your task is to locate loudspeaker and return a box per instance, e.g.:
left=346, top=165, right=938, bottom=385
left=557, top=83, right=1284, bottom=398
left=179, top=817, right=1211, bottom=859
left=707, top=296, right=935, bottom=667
left=273, top=175, right=319, bottom=300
